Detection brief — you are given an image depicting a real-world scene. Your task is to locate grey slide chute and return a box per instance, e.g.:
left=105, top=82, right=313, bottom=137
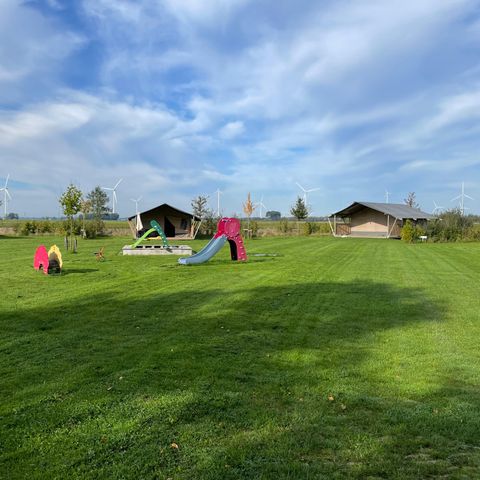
left=178, top=235, right=227, bottom=265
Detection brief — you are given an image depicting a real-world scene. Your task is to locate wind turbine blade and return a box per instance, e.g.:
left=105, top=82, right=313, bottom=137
left=451, top=195, right=461, bottom=202
left=465, top=194, right=474, bottom=200
left=306, top=187, right=321, bottom=193
left=4, top=174, right=9, bottom=188
left=113, top=191, right=117, bottom=202
left=6, top=189, right=11, bottom=200
left=114, top=178, right=123, bottom=189
left=295, top=182, right=306, bottom=192
left=102, top=186, right=113, bottom=191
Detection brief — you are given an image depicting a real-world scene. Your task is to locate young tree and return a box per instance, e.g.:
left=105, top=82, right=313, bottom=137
left=87, top=186, right=110, bottom=220
left=243, top=192, right=256, bottom=237
left=86, top=186, right=109, bottom=236
left=79, top=199, right=92, bottom=237
left=59, top=184, right=83, bottom=251
left=404, top=192, right=419, bottom=209
left=290, top=196, right=309, bottom=221
left=191, top=195, right=209, bottom=219
left=202, top=208, right=217, bottom=235
left=291, top=196, right=309, bottom=234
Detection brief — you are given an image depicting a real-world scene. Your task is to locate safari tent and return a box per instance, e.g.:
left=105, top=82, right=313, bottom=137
left=329, top=202, right=434, bottom=238
left=127, top=203, right=200, bottom=239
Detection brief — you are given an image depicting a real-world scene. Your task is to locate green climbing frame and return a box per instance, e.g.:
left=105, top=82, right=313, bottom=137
left=131, top=220, right=170, bottom=248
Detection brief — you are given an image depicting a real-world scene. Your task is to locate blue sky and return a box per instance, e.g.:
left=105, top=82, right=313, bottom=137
left=1, top=0, right=480, bottom=217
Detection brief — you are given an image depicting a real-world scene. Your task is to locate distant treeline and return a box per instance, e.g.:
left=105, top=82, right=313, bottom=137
left=5, top=213, right=121, bottom=221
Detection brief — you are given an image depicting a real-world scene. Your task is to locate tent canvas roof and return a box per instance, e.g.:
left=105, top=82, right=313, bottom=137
left=330, top=202, right=434, bottom=220
left=127, top=203, right=200, bottom=221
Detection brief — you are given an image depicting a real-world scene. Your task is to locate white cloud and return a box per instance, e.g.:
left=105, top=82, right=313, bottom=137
left=170, top=0, right=476, bottom=123
left=0, top=91, right=217, bottom=215
left=82, top=0, right=145, bottom=23
left=162, top=0, right=250, bottom=26
left=0, top=0, right=85, bottom=101
left=423, top=88, right=480, bottom=133
left=0, top=102, right=91, bottom=144
left=219, top=121, right=245, bottom=140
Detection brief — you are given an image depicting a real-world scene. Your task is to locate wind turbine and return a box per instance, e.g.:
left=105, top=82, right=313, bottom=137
left=385, top=189, right=390, bottom=203
left=451, top=182, right=473, bottom=216
left=0, top=174, right=11, bottom=219
left=102, top=178, right=123, bottom=214
left=130, top=196, right=142, bottom=214
left=131, top=196, right=143, bottom=233
left=432, top=200, right=443, bottom=215
left=255, top=195, right=268, bottom=218
left=295, top=182, right=320, bottom=207
left=212, top=188, right=223, bottom=217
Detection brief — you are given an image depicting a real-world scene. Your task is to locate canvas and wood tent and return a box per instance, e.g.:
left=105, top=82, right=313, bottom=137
left=127, top=203, right=200, bottom=239
left=329, top=202, right=434, bottom=238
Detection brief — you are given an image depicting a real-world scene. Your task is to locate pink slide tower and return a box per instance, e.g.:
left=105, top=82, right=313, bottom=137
left=214, top=217, right=247, bottom=261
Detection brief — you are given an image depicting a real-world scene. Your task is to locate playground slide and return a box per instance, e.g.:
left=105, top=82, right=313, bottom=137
left=178, top=218, right=247, bottom=265
left=178, top=235, right=227, bottom=265
left=131, top=220, right=169, bottom=248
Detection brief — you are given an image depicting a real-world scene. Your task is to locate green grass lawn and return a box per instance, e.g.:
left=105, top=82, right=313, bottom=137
left=1, top=235, right=480, bottom=479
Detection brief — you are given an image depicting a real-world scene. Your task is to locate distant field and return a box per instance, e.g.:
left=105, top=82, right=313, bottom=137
left=0, top=219, right=331, bottom=236
left=1, top=235, right=480, bottom=478
left=0, top=219, right=131, bottom=230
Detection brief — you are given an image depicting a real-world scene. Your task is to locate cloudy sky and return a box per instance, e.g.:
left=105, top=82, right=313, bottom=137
left=1, top=0, right=480, bottom=217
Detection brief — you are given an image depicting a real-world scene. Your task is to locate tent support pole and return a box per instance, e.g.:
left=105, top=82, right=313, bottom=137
left=193, top=219, right=203, bottom=239
left=327, top=216, right=336, bottom=236
left=387, top=217, right=399, bottom=238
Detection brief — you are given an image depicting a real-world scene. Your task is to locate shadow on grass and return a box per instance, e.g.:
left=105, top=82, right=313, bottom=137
left=1, top=281, right=479, bottom=478
left=62, top=268, right=99, bottom=275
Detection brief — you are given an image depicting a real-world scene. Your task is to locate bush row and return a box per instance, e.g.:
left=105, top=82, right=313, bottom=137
left=401, top=209, right=480, bottom=243
left=401, top=220, right=426, bottom=243
left=13, top=219, right=107, bottom=239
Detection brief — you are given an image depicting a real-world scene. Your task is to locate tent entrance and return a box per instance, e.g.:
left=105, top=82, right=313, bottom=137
left=164, top=217, right=175, bottom=237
